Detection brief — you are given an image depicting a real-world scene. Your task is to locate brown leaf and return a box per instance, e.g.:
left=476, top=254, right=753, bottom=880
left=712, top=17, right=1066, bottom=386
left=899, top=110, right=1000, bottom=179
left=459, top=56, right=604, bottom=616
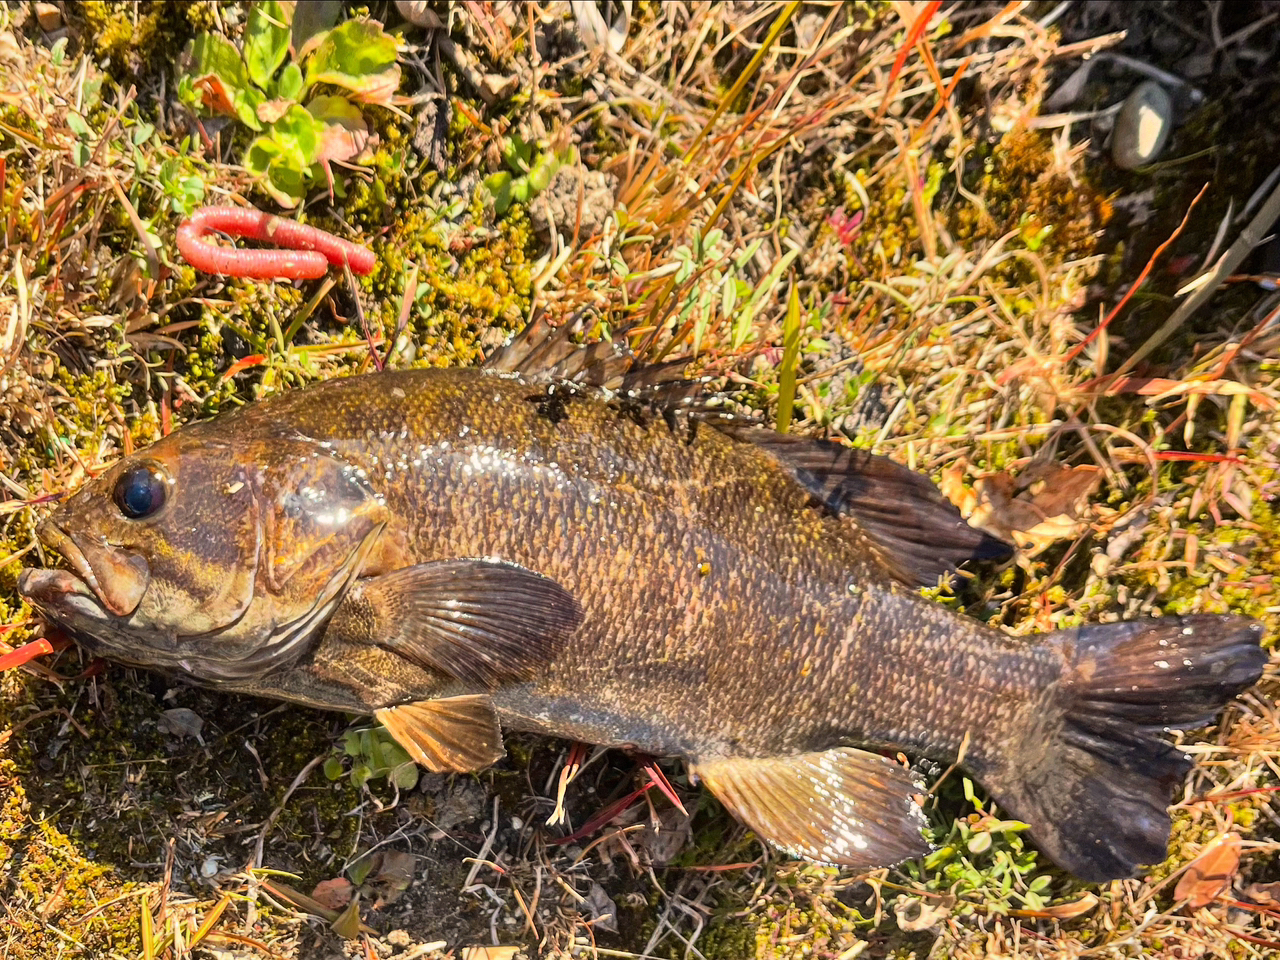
left=1174, top=833, right=1241, bottom=910
left=357, top=850, right=417, bottom=907
left=1038, top=892, right=1099, bottom=919
left=1243, top=880, right=1280, bottom=906
left=256, top=99, right=293, bottom=124
left=191, top=74, right=236, bottom=117
left=969, top=462, right=1102, bottom=555
left=309, top=877, right=354, bottom=911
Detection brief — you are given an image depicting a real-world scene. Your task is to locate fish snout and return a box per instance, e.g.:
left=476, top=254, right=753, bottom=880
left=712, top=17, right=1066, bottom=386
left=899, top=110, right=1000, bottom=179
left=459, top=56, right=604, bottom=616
left=33, top=519, right=150, bottom=618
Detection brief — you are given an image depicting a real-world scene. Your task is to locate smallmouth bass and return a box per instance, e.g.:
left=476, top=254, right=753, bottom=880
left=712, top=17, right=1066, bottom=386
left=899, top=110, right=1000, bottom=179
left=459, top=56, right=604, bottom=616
left=19, top=344, right=1266, bottom=881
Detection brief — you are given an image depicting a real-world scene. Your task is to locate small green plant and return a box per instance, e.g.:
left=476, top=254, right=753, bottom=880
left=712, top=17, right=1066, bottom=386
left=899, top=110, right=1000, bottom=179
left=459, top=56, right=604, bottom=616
left=483, top=135, right=575, bottom=213
left=324, top=725, right=420, bottom=792
left=177, top=1, right=400, bottom=207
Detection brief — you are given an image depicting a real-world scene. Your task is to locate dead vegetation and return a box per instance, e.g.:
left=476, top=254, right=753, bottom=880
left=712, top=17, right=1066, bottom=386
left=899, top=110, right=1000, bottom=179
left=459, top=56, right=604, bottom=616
left=1, top=1, right=1278, bottom=957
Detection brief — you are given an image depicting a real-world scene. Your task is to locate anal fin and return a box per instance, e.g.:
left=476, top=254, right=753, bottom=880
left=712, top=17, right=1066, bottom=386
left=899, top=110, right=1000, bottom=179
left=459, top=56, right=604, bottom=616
left=376, top=695, right=505, bottom=773
left=692, top=748, right=932, bottom=870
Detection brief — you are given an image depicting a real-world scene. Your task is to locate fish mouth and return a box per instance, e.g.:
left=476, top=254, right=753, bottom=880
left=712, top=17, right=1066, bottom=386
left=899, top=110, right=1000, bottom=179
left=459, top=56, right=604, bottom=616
left=23, top=520, right=150, bottom=618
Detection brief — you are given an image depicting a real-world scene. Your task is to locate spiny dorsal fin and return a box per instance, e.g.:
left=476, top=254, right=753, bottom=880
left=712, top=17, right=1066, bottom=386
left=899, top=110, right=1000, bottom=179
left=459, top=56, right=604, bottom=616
left=485, top=313, right=717, bottom=431
left=718, top=426, right=1012, bottom=587
left=692, top=748, right=933, bottom=870
left=376, top=696, right=505, bottom=773
left=484, top=313, right=634, bottom=387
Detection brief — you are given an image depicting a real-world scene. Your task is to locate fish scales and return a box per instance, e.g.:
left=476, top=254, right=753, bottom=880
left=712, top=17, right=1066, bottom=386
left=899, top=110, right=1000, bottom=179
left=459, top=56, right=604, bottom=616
left=19, top=363, right=1268, bottom=882
left=246, top=368, right=1049, bottom=763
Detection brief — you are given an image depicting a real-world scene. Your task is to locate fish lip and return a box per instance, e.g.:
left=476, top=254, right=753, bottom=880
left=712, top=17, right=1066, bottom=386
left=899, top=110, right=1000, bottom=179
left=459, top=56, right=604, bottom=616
left=32, top=519, right=149, bottom=618
left=35, top=520, right=106, bottom=606
left=17, top=566, right=102, bottom=610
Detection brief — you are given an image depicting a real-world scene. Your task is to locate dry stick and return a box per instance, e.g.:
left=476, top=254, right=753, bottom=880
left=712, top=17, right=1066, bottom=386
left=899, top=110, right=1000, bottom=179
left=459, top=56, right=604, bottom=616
left=1116, top=176, right=1280, bottom=377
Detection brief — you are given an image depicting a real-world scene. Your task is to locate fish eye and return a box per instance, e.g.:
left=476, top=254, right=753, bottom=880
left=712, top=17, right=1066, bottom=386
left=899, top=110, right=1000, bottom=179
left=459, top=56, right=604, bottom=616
left=112, top=463, right=170, bottom=519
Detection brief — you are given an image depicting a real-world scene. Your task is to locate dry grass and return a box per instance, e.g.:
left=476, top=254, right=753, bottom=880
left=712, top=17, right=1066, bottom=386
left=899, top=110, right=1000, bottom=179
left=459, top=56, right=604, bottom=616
left=1, top=1, right=1278, bottom=957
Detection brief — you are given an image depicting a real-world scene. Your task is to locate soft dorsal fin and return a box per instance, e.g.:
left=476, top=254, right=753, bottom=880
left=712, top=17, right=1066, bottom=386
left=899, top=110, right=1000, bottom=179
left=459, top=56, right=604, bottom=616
left=332, top=558, right=584, bottom=689
left=720, top=426, right=1012, bottom=586
left=376, top=696, right=505, bottom=773
left=691, top=748, right=933, bottom=869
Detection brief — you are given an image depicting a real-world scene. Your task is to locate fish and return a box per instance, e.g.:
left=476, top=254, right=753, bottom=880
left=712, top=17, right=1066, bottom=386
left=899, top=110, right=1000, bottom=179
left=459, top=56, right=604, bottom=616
left=18, top=325, right=1267, bottom=882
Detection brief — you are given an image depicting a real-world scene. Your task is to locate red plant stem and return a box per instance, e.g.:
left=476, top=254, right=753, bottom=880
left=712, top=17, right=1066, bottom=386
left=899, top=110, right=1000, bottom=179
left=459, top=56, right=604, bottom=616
left=176, top=206, right=375, bottom=280
left=877, top=0, right=943, bottom=121
left=1064, top=183, right=1208, bottom=366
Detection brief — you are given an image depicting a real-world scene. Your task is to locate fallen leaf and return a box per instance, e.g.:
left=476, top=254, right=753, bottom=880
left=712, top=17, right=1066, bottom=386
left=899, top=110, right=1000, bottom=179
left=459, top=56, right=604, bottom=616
left=1038, top=892, right=1099, bottom=919
left=330, top=894, right=361, bottom=939
left=584, top=882, right=618, bottom=934
left=1174, top=833, right=1241, bottom=910
left=893, top=894, right=949, bottom=932
left=310, top=877, right=354, bottom=911
left=355, top=850, right=417, bottom=907
left=969, top=462, right=1102, bottom=555
left=1243, top=880, right=1280, bottom=906
left=158, top=707, right=204, bottom=740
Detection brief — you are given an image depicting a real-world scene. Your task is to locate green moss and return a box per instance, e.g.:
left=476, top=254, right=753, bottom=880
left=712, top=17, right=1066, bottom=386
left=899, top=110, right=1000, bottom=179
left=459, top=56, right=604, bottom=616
left=79, top=1, right=215, bottom=81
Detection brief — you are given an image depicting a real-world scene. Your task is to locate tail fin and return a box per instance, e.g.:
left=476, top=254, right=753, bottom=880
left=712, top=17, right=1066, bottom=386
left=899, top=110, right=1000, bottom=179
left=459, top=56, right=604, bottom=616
left=984, top=615, right=1266, bottom=883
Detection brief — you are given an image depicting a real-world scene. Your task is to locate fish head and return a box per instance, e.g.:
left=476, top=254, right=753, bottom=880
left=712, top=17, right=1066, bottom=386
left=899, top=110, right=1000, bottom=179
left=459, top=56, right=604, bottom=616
left=19, top=420, right=387, bottom=684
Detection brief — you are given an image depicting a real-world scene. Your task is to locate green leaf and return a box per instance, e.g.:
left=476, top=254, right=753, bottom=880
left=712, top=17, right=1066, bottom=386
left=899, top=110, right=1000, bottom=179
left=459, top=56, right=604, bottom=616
left=484, top=171, right=514, bottom=214
left=775, top=283, right=802, bottom=433
left=66, top=113, right=90, bottom=138
left=245, top=1, right=291, bottom=91
left=350, top=764, right=373, bottom=789
left=131, top=122, right=155, bottom=146
left=323, top=756, right=345, bottom=781
left=292, top=0, right=343, bottom=56
left=526, top=152, right=560, bottom=193
left=347, top=857, right=374, bottom=887
left=304, top=19, right=400, bottom=104
left=245, top=135, right=281, bottom=178
left=264, top=155, right=309, bottom=207
left=185, top=33, right=262, bottom=129
left=501, top=135, right=533, bottom=173
left=272, top=104, right=322, bottom=163
left=277, top=61, right=304, bottom=101
left=391, top=762, right=419, bottom=791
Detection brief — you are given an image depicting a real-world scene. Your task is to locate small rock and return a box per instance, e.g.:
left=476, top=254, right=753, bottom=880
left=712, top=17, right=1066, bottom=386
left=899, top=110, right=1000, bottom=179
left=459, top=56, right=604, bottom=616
left=158, top=707, right=205, bottom=741
left=395, top=0, right=442, bottom=28
left=1112, top=81, right=1173, bottom=171
left=35, top=2, right=62, bottom=31
left=530, top=167, right=618, bottom=240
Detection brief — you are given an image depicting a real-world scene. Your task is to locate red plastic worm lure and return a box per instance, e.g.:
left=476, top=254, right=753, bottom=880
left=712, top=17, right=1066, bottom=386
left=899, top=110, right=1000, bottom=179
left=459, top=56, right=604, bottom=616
left=176, top=206, right=376, bottom=280
left=0, top=636, right=70, bottom=672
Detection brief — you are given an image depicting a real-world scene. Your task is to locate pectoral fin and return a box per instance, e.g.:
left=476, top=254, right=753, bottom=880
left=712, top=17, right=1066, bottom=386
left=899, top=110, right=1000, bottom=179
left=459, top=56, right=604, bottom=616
left=376, top=696, right=505, bottom=773
left=692, top=748, right=933, bottom=870
left=336, top=558, right=583, bottom=688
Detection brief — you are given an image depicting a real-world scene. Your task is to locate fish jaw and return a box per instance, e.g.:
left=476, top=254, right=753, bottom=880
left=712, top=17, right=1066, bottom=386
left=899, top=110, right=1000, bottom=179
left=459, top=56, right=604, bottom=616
left=34, top=519, right=150, bottom=617
left=16, top=564, right=165, bottom=668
